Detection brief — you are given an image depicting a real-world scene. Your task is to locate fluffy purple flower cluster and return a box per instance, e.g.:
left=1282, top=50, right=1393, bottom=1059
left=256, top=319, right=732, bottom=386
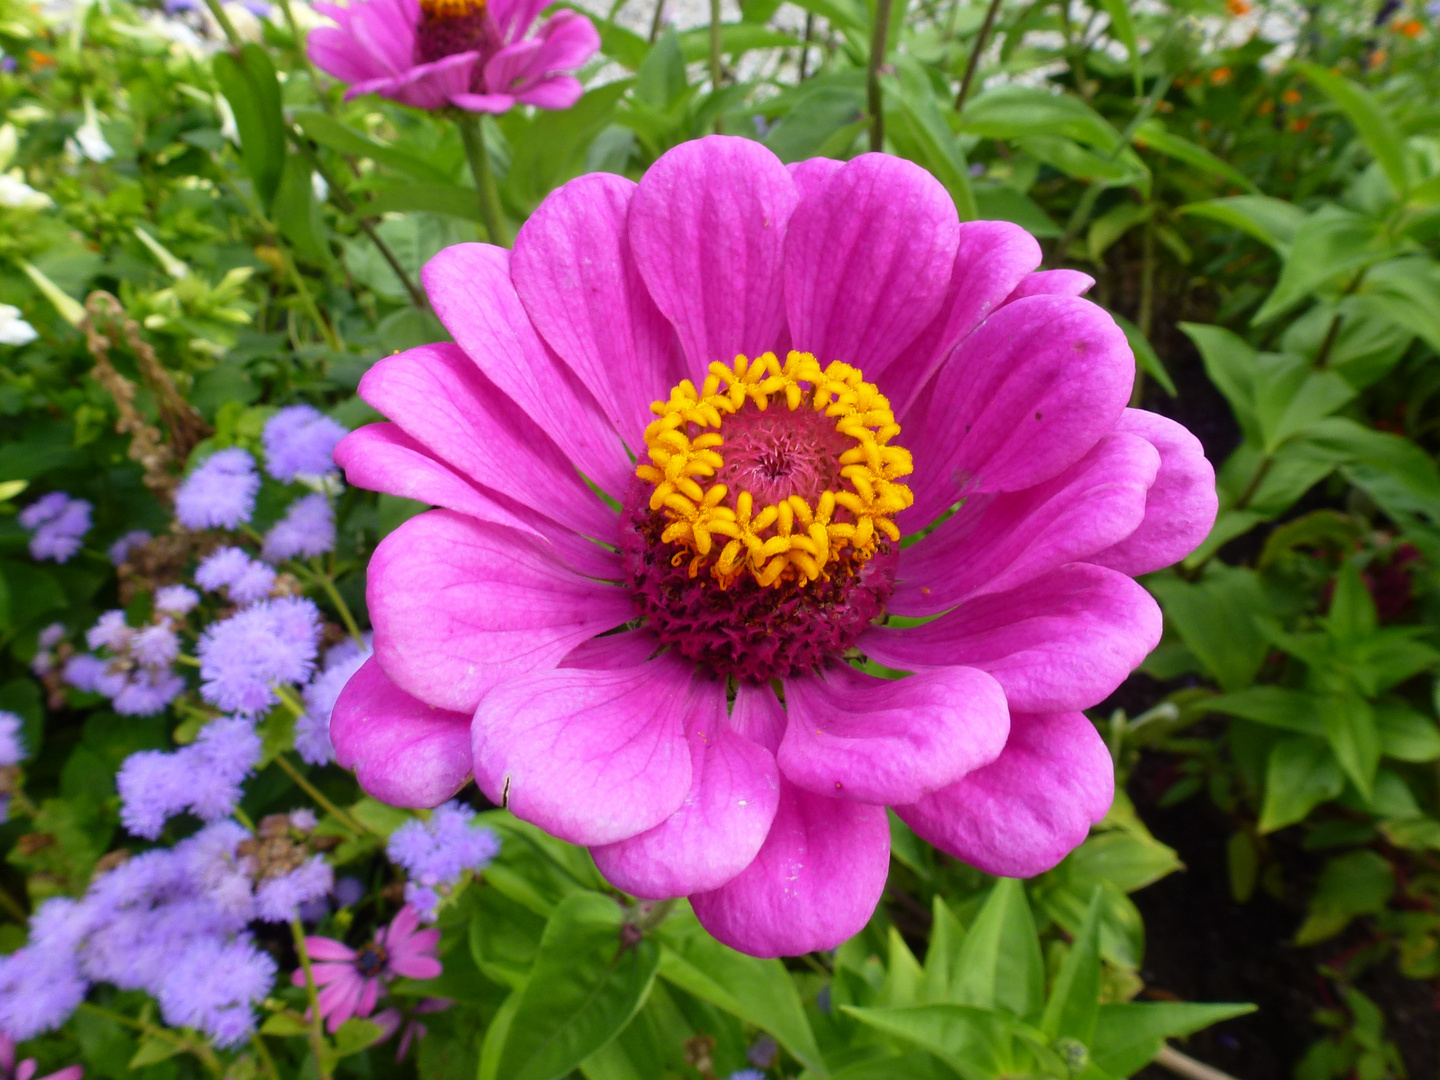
left=116, top=717, right=262, bottom=838
left=386, top=802, right=500, bottom=920
left=197, top=597, right=321, bottom=714
left=262, top=405, right=347, bottom=483
left=174, top=448, right=260, bottom=531
left=262, top=492, right=336, bottom=562
left=0, top=712, right=26, bottom=823
left=295, top=636, right=372, bottom=766
left=107, top=530, right=151, bottom=566
left=63, top=609, right=185, bottom=717
left=195, top=546, right=276, bottom=604
left=19, top=493, right=91, bottom=563
left=0, top=817, right=329, bottom=1045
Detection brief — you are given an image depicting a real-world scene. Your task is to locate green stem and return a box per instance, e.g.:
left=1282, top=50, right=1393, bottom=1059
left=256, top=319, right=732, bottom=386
left=634, top=897, right=676, bottom=933
left=251, top=1032, right=282, bottom=1080
left=290, top=918, right=333, bottom=1080
left=311, top=560, right=365, bottom=645
left=867, top=0, right=895, bottom=151
left=78, top=1003, right=224, bottom=1077
left=269, top=741, right=369, bottom=838
left=708, top=0, right=723, bottom=131
left=1233, top=456, right=1273, bottom=512
left=201, top=0, right=243, bottom=48
left=457, top=114, right=509, bottom=247
left=275, top=0, right=328, bottom=107
left=281, top=245, right=342, bottom=351
left=0, top=884, right=27, bottom=923
left=953, top=0, right=1001, bottom=111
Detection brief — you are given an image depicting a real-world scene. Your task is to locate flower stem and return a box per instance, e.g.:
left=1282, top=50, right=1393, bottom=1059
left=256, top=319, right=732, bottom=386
left=285, top=559, right=365, bottom=647
left=290, top=917, right=333, bottom=1080
left=708, top=0, right=723, bottom=131
left=269, top=744, right=369, bottom=838
left=201, top=0, right=243, bottom=48
left=867, top=0, right=894, bottom=151
left=251, top=1031, right=282, bottom=1080
left=0, top=884, right=26, bottom=924
left=952, top=0, right=1001, bottom=111
left=457, top=114, right=509, bottom=247
left=281, top=244, right=343, bottom=351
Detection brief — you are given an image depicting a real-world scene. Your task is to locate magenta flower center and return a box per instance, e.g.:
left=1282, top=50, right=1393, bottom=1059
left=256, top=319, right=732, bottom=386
left=414, top=0, right=502, bottom=68
left=620, top=351, right=913, bottom=681
left=354, top=943, right=387, bottom=977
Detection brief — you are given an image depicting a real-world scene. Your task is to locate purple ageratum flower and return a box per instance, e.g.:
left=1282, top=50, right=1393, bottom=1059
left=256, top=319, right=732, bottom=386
left=262, top=405, right=348, bottom=482
left=175, top=447, right=260, bottom=531
left=306, top=0, right=599, bottom=115
left=297, top=637, right=372, bottom=766
left=254, top=857, right=334, bottom=922
left=157, top=937, right=277, bottom=1048
left=196, top=546, right=277, bottom=604
left=19, top=493, right=92, bottom=564
left=155, top=585, right=200, bottom=617
left=0, top=899, right=90, bottom=1040
left=328, top=138, right=1221, bottom=958
left=262, top=492, right=336, bottom=562
left=108, top=530, right=151, bottom=566
left=0, top=712, right=26, bottom=768
left=386, top=801, right=499, bottom=920
left=197, top=597, right=322, bottom=714
left=116, top=717, right=262, bottom=838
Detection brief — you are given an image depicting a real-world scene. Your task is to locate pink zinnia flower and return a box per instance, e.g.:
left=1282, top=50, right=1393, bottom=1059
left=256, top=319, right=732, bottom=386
left=306, top=0, right=600, bottom=113
left=330, top=136, right=1218, bottom=958
left=292, top=906, right=441, bottom=1033
left=0, top=1035, right=82, bottom=1080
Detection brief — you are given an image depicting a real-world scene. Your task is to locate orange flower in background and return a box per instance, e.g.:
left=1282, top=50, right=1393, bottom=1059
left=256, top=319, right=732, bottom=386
left=26, top=49, right=53, bottom=66
left=1290, top=116, right=1312, bottom=133
left=1210, top=67, right=1232, bottom=85
left=1227, top=0, right=1251, bottom=13
left=1281, top=88, right=1302, bottom=104
left=1258, top=100, right=1275, bottom=116
left=1368, top=48, right=1389, bottom=68
left=1395, top=18, right=1422, bottom=37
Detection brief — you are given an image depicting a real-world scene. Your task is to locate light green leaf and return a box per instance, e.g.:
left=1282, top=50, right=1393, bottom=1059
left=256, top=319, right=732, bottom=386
left=1376, top=704, right=1440, bottom=762
left=1099, top=0, right=1141, bottom=95
left=212, top=45, right=286, bottom=211
left=951, top=878, right=1044, bottom=1022
left=272, top=154, right=331, bottom=267
left=1208, top=686, right=1324, bottom=736
left=841, top=1005, right=1024, bottom=1080
left=129, top=1037, right=185, bottom=1067
left=294, top=111, right=451, bottom=182
left=1147, top=565, right=1271, bottom=692
left=959, top=85, right=1122, bottom=151
left=1318, top=692, right=1380, bottom=800
left=1087, top=201, right=1152, bottom=263
left=1259, top=736, right=1345, bottom=833
left=677, top=23, right=798, bottom=60
left=332, top=1018, right=385, bottom=1058
left=1111, top=313, right=1176, bottom=396
left=1040, top=890, right=1102, bottom=1043
left=1253, top=207, right=1391, bottom=324
left=1091, top=1002, right=1255, bottom=1076
left=765, top=85, right=867, bottom=163
left=1179, top=195, right=1307, bottom=254
left=921, top=895, right=966, bottom=1006
left=364, top=182, right=484, bottom=222
left=1294, top=850, right=1395, bottom=945
left=1133, top=119, right=1260, bottom=193
left=1298, top=62, right=1409, bottom=196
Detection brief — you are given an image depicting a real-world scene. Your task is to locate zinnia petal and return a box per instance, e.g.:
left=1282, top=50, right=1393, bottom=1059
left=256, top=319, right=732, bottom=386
left=331, top=657, right=473, bottom=808
left=779, top=663, right=1009, bottom=805
left=896, top=711, right=1114, bottom=878
left=471, top=655, right=697, bottom=846
left=1002, top=267, right=1096, bottom=304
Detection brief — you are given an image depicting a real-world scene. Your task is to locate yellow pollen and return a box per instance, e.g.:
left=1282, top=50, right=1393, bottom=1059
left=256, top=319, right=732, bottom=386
left=637, top=350, right=913, bottom=589
left=419, top=0, right=483, bottom=18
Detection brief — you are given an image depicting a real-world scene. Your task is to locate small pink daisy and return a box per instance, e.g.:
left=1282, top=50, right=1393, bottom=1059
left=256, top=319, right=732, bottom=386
left=0, top=1035, right=81, bottom=1080
left=292, top=906, right=442, bottom=1033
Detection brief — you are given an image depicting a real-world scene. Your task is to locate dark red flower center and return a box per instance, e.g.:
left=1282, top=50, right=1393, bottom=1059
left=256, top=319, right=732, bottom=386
left=414, top=0, right=502, bottom=71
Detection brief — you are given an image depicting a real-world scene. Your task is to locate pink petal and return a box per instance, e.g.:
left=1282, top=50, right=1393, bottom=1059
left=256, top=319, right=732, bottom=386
left=345, top=0, right=419, bottom=76
left=1002, top=268, right=1095, bottom=304
left=1088, top=409, right=1218, bottom=576
left=513, top=75, right=584, bottom=110
left=482, top=38, right=543, bottom=93
left=371, top=1008, right=403, bottom=1044
left=421, top=244, right=631, bottom=497
left=903, top=295, right=1135, bottom=525
left=38, top=1068, right=82, bottom=1080
left=15, top=1063, right=33, bottom=1080
left=784, top=153, right=958, bottom=381
left=862, top=563, right=1162, bottom=713
left=629, top=136, right=798, bottom=380
left=896, top=712, right=1114, bottom=877
left=891, top=430, right=1160, bottom=616
left=513, top=173, right=682, bottom=444
left=884, top=221, right=1041, bottom=416
left=785, top=157, right=843, bottom=200
left=356, top=976, right=381, bottom=1019
left=306, top=938, right=358, bottom=963
left=358, top=343, right=617, bottom=542
left=779, top=663, right=1009, bottom=805
left=591, top=679, right=780, bottom=898
left=451, top=92, right=518, bottom=113
left=308, top=26, right=387, bottom=84
left=383, top=52, right=479, bottom=110
left=691, top=682, right=890, bottom=957
left=489, top=0, right=548, bottom=41
left=485, top=12, right=598, bottom=91
left=368, top=510, right=633, bottom=713
left=559, top=629, right=661, bottom=670
left=388, top=951, right=443, bottom=980
left=471, top=655, right=698, bottom=845
left=319, top=976, right=364, bottom=1033
left=331, top=657, right=474, bottom=808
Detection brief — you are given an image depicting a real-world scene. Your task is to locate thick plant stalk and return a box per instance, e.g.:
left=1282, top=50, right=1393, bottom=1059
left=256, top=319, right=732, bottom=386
left=867, top=0, right=895, bottom=150
left=458, top=112, right=510, bottom=247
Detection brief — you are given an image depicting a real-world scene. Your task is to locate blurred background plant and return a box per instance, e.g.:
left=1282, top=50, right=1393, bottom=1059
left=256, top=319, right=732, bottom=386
left=3, top=0, right=1440, bottom=1076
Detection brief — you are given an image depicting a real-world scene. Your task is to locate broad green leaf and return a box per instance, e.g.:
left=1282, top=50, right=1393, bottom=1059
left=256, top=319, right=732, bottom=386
left=364, top=182, right=484, bottom=222
left=1087, top=201, right=1151, bottom=263
left=272, top=154, right=331, bottom=267
left=332, top=1018, right=385, bottom=1058
left=1259, top=736, right=1345, bottom=833
left=1090, top=1002, right=1255, bottom=1076
left=1318, top=692, right=1380, bottom=799
left=633, top=28, right=688, bottom=111
left=1040, top=890, right=1102, bottom=1043
left=1178, top=323, right=1259, bottom=442
left=677, top=23, right=798, bottom=60
left=1147, top=565, right=1271, bottom=692
left=1355, top=256, right=1440, bottom=354
left=1209, top=686, right=1323, bottom=737
left=1295, top=850, right=1395, bottom=945
left=1258, top=510, right=1364, bottom=569
left=477, top=989, right=522, bottom=1080
left=1180, top=195, right=1306, bottom=254
left=1253, top=207, right=1391, bottom=325
left=841, top=1005, right=1024, bottom=1080
left=470, top=886, right=547, bottom=989
left=495, top=892, right=659, bottom=1080
left=1302, top=416, right=1440, bottom=521
left=1376, top=704, right=1440, bottom=762
left=765, top=85, right=866, bottom=163
left=1056, top=829, right=1182, bottom=895
left=959, top=85, right=1122, bottom=151
left=1298, top=62, right=1409, bottom=196
left=973, top=184, right=1061, bottom=237
left=129, top=1037, right=184, bottom=1067
left=656, top=907, right=827, bottom=1076
left=1227, top=831, right=1258, bottom=903
left=885, top=58, right=976, bottom=219
left=503, top=81, right=631, bottom=213
left=1016, top=135, right=1148, bottom=190
left=1112, top=313, right=1176, bottom=395
left=1133, top=119, right=1260, bottom=193
left=212, top=45, right=286, bottom=210
left=1328, top=562, right=1378, bottom=642
left=951, top=879, right=1043, bottom=1022
left=921, top=895, right=966, bottom=1005
left=879, top=927, right=924, bottom=1007
left=294, top=111, right=451, bottom=182
left=1250, top=353, right=1356, bottom=454
left=829, top=1053, right=956, bottom=1080
left=259, top=1012, right=311, bottom=1037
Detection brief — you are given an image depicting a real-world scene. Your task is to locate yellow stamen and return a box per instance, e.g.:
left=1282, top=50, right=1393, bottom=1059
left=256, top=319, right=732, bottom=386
left=638, top=350, right=913, bottom=588
left=419, top=0, right=484, bottom=18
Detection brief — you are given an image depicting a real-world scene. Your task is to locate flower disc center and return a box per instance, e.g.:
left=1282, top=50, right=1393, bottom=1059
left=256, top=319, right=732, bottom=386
left=414, top=0, right=500, bottom=66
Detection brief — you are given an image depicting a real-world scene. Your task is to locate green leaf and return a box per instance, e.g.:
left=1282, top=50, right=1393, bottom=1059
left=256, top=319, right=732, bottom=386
left=1298, top=62, right=1409, bottom=196
left=1113, top=313, right=1178, bottom=392
left=1227, top=831, right=1258, bottom=903
left=364, top=182, right=484, bottom=222
left=333, top=1017, right=386, bottom=1058
left=495, top=892, right=659, bottom=1080
left=841, top=1005, right=1025, bottom=1080
left=1090, top=1002, right=1255, bottom=1076
left=129, top=1037, right=184, bottom=1067
left=1133, top=119, right=1260, bottom=193
left=1087, top=201, right=1152, bottom=263
left=1355, top=256, right=1440, bottom=354
left=1178, top=323, right=1259, bottom=442
left=1040, top=890, right=1102, bottom=1043
left=1328, top=562, right=1378, bottom=642
left=1055, top=829, right=1182, bottom=895
left=502, top=80, right=630, bottom=214
left=294, top=111, right=451, bottom=182
left=212, top=45, right=286, bottom=211
left=1180, top=195, right=1307, bottom=254
left=1259, top=736, right=1345, bottom=833
left=656, top=907, right=827, bottom=1076
left=1147, top=565, right=1271, bottom=692
left=1294, top=850, right=1395, bottom=945
left=1210, top=686, right=1324, bottom=737
left=959, top=85, right=1122, bottom=151
left=765, top=85, right=867, bottom=163
left=921, top=895, right=966, bottom=1006
left=1251, top=354, right=1356, bottom=454
left=951, top=879, right=1044, bottom=1022
left=273, top=154, right=331, bottom=267
left=1376, top=704, right=1440, bottom=762
left=634, top=28, right=688, bottom=111
left=1318, top=692, right=1380, bottom=800
left=972, top=184, right=1061, bottom=237
left=677, top=23, right=798, bottom=60
left=1253, top=207, right=1391, bottom=325
left=1099, top=0, right=1141, bottom=95
left=885, top=58, right=977, bottom=219
left=260, top=1012, right=313, bottom=1037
